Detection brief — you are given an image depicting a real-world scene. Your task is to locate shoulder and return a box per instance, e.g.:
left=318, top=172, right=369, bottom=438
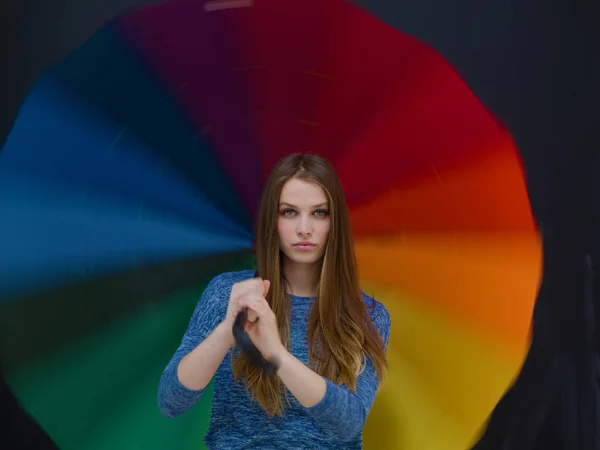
left=198, top=269, right=256, bottom=307
left=361, top=291, right=391, bottom=326
left=200, top=269, right=255, bottom=303
left=189, top=269, right=257, bottom=324
left=361, top=291, right=391, bottom=345
left=205, top=269, right=256, bottom=293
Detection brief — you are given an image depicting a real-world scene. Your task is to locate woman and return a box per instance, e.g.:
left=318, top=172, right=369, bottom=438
left=158, top=153, right=391, bottom=449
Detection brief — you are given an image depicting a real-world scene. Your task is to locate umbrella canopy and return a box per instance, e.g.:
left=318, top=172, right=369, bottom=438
left=0, top=0, right=541, bottom=449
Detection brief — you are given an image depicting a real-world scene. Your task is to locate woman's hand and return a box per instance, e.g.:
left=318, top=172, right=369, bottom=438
left=236, top=290, right=285, bottom=363
left=223, top=277, right=270, bottom=329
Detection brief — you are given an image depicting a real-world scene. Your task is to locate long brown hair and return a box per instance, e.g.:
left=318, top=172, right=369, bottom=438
left=231, top=153, right=388, bottom=416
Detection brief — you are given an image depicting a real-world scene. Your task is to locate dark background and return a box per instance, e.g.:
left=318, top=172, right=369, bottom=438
left=1, top=0, right=597, bottom=448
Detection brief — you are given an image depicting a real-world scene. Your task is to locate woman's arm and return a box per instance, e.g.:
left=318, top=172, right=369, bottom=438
left=275, top=307, right=390, bottom=441
left=239, top=291, right=391, bottom=440
left=177, top=321, right=233, bottom=390
left=157, top=275, right=230, bottom=419
left=276, top=350, right=327, bottom=406
left=300, top=356, right=385, bottom=440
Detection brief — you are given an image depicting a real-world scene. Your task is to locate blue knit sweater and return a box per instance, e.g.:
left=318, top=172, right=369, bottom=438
left=158, top=269, right=391, bottom=449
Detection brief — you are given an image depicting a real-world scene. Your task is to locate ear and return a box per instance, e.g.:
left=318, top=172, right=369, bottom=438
left=262, top=279, right=271, bottom=296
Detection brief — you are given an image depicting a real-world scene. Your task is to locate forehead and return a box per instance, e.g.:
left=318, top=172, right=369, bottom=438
left=279, top=178, right=327, bottom=206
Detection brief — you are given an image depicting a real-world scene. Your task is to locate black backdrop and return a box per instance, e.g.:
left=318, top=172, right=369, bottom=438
left=0, top=0, right=597, bottom=448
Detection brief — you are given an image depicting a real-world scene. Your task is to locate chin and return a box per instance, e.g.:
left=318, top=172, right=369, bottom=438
left=292, top=256, right=321, bottom=265
left=283, top=250, right=323, bottom=266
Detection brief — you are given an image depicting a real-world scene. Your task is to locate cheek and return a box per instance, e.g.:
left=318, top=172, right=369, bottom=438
left=316, top=220, right=331, bottom=240
left=277, top=218, right=292, bottom=240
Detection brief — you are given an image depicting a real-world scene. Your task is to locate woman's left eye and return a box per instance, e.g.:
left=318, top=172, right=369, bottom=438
left=314, top=210, right=328, bottom=217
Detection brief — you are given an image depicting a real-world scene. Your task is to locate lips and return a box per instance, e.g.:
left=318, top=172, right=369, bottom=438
left=293, top=242, right=316, bottom=250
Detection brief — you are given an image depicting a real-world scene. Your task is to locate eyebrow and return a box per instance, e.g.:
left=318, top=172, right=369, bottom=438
left=279, top=202, right=328, bottom=209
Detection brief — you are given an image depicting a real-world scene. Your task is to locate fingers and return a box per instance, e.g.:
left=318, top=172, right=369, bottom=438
left=262, top=279, right=271, bottom=296
left=235, top=279, right=259, bottom=296
left=231, top=277, right=271, bottom=305
left=246, top=277, right=270, bottom=296
left=229, top=293, right=263, bottom=322
left=237, top=293, right=273, bottom=321
left=229, top=277, right=272, bottom=323
left=231, top=300, right=247, bottom=322
left=247, top=309, right=258, bottom=323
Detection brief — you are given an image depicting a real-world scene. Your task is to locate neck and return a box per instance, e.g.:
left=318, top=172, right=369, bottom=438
left=282, top=258, right=320, bottom=297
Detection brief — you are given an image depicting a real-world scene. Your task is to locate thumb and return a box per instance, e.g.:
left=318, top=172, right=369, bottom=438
left=262, top=279, right=271, bottom=296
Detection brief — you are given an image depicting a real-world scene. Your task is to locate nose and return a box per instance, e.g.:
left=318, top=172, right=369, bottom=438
left=296, top=216, right=312, bottom=237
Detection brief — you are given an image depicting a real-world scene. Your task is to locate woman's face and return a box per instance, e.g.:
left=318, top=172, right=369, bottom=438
left=277, top=178, right=331, bottom=266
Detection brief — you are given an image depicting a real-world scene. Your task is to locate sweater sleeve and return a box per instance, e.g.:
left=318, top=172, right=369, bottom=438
left=157, top=273, right=230, bottom=418
left=305, top=301, right=391, bottom=441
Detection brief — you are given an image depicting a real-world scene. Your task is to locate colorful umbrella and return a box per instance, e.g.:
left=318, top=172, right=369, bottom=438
left=0, top=0, right=542, bottom=449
